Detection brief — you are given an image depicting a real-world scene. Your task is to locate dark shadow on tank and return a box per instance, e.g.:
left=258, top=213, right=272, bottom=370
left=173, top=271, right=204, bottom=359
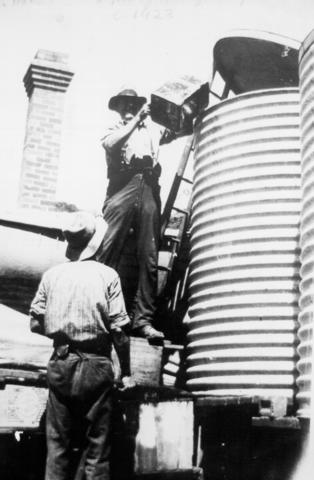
left=110, top=395, right=139, bottom=480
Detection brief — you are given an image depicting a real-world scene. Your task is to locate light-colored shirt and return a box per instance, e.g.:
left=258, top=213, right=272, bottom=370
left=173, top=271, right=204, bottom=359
left=102, top=118, right=174, bottom=170
left=30, top=260, right=129, bottom=342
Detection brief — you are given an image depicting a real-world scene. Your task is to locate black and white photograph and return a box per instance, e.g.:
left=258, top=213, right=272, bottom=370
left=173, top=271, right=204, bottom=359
left=1, top=0, right=314, bottom=479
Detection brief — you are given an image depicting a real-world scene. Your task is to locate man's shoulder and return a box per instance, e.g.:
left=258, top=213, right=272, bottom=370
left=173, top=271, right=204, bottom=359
left=44, top=261, right=118, bottom=279
left=102, top=119, right=124, bottom=136
left=42, top=262, right=70, bottom=279
left=84, top=261, right=119, bottom=279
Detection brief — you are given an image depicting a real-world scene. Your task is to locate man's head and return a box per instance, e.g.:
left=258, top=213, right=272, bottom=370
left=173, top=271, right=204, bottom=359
left=62, top=211, right=108, bottom=261
left=108, top=88, right=146, bottom=121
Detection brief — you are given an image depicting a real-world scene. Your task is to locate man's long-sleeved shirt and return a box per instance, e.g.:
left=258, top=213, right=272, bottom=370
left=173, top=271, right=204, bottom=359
left=101, top=117, right=175, bottom=198
left=30, top=260, right=129, bottom=342
left=101, top=117, right=175, bottom=170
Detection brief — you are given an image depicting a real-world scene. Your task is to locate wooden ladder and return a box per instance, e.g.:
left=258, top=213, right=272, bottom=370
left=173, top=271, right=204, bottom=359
left=157, top=134, right=195, bottom=308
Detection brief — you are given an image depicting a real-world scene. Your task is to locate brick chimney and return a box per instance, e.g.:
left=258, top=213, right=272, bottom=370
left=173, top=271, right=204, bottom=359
left=19, top=50, right=74, bottom=210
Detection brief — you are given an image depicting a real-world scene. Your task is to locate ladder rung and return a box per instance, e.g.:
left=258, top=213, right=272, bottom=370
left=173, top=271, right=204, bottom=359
left=181, top=177, right=193, bottom=184
left=163, top=343, right=184, bottom=351
left=157, top=265, right=172, bottom=272
left=164, top=233, right=180, bottom=242
left=172, top=206, right=189, bottom=215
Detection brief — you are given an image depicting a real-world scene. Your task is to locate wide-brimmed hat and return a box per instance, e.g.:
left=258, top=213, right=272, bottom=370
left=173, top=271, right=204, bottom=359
left=108, top=88, right=146, bottom=112
left=62, top=211, right=108, bottom=261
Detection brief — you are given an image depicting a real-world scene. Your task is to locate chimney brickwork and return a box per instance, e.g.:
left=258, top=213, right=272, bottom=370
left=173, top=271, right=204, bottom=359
left=19, top=50, right=74, bottom=210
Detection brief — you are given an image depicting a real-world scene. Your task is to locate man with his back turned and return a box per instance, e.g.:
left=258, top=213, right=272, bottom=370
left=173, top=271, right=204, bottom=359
left=30, top=211, right=135, bottom=480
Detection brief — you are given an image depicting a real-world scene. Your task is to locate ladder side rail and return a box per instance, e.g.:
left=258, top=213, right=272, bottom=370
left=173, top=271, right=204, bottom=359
left=160, top=134, right=194, bottom=238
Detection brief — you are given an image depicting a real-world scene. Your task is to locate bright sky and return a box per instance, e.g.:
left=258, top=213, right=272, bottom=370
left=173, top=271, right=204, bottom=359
left=1, top=0, right=314, bottom=213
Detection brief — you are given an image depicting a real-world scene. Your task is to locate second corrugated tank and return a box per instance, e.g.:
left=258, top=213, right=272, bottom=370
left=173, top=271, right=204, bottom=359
left=296, top=29, right=314, bottom=418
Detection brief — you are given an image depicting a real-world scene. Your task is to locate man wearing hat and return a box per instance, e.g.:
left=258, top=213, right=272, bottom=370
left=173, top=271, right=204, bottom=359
left=29, top=211, right=135, bottom=480
left=99, top=88, right=176, bottom=340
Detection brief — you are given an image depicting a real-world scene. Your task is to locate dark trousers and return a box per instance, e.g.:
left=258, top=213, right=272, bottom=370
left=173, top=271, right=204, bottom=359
left=45, top=352, right=114, bottom=480
left=100, top=173, right=160, bottom=330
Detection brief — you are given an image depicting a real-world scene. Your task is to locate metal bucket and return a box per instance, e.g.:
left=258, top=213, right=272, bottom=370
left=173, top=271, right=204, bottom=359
left=186, top=88, right=301, bottom=400
left=296, top=30, right=314, bottom=418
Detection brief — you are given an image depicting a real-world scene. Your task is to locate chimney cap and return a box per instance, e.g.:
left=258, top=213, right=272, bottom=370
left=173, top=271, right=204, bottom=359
left=35, top=49, right=69, bottom=66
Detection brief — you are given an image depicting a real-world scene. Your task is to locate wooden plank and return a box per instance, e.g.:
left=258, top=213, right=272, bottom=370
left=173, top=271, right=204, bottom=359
left=252, top=416, right=301, bottom=429
left=134, top=467, right=203, bottom=480
left=130, top=338, right=163, bottom=387
left=195, top=395, right=260, bottom=408
left=0, top=368, right=46, bottom=385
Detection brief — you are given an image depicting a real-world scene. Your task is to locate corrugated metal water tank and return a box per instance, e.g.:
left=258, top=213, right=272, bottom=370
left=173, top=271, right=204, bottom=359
left=186, top=88, right=301, bottom=399
left=296, top=30, right=314, bottom=418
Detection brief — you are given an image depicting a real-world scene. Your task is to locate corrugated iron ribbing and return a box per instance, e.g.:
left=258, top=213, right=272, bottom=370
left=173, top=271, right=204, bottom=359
left=186, top=88, right=301, bottom=399
left=297, top=32, right=314, bottom=418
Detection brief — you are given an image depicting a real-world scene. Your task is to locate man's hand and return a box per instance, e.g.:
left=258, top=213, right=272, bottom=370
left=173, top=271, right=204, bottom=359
left=30, top=315, right=44, bottom=335
left=119, top=375, right=136, bottom=391
left=137, top=103, right=150, bottom=122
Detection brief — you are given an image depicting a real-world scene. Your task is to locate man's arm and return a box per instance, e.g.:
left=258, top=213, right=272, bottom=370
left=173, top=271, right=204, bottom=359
left=101, top=104, right=150, bottom=153
left=107, top=272, right=136, bottom=389
left=110, top=326, right=130, bottom=377
left=29, top=276, right=47, bottom=336
left=111, top=326, right=137, bottom=390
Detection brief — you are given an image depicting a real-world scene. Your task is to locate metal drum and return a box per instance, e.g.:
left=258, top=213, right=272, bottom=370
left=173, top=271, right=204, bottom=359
left=297, top=30, right=314, bottom=418
left=186, top=88, right=301, bottom=399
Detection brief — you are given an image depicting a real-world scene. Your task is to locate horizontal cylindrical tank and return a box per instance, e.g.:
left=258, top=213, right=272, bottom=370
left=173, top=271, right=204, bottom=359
left=186, top=88, right=301, bottom=400
left=0, top=226, right=66, bottom=314
left=297, top=30, right=314, bottom=418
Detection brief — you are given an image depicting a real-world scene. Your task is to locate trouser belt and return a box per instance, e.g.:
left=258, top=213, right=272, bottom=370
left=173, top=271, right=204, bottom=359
left=53, top=339, right=111, bottom=358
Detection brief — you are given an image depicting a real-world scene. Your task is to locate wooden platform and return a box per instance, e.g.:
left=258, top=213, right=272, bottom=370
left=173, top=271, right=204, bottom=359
left=133, top=467, right=203, bottom=480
